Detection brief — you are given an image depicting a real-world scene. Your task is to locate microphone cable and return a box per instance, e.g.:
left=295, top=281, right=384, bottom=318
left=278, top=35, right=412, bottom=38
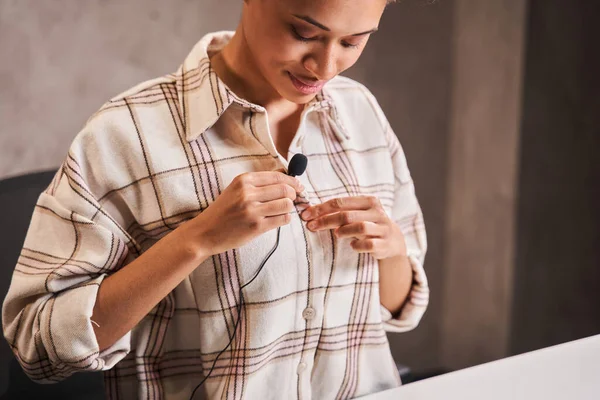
left=189, top=226, right=282, bottom=399
left=189, top=154, right=308, bottom=399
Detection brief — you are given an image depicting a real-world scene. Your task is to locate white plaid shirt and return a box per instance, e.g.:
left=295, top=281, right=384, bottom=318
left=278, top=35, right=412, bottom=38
left=2, top=31, right=429, bottom=400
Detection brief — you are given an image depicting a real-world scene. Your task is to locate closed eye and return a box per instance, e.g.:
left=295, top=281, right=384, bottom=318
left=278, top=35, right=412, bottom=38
left=341, top=41, right=361, bottom=49
left=291, top=26, right=316, bottom=42
left=291, top=26, right=362, bottom=49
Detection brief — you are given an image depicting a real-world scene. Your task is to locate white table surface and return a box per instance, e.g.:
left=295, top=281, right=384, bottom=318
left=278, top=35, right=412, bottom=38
left=361, top=334, right=600, bottom=400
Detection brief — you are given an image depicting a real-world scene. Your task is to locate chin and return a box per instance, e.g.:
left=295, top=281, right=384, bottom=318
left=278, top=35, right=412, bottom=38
left=288, top=92, right=316, bottom=105
left=270, top=85, right=313, bottom=105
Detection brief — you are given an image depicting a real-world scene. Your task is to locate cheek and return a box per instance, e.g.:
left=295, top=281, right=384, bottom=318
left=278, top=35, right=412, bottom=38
left=244, top=19, right=295, bottom=67
left=264, top=39, right=309, bottom=71
left=338, top=54, right=359, bottom=73
left=336, top=36, right=371, bottom=73
left=338, top=46, right=367, bottom=73
left=328, top=50, right=365, bottom=79
left=245, top=12, right=295, bottom=71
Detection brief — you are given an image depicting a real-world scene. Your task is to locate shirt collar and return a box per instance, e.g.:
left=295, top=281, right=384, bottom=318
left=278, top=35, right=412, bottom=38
left=175, top=31, right=236, bottom=143
left=175, top=31, right=350, bottom=143
left=309, top=92, right=351, bottom=142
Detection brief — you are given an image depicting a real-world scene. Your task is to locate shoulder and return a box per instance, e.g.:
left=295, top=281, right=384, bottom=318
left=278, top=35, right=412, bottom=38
left=67, top=73, right=179, bottom=197
left=88, top=73, right=178, bottom=126
left=323, top=75, right=392, bottom=147
left=71, top=72, right=178, bottom=155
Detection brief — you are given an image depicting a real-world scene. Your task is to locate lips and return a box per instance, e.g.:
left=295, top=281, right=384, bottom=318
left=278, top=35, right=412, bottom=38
left=293, top=73, right=322, bottom=87
left=288, top=72, right=325, bottom=95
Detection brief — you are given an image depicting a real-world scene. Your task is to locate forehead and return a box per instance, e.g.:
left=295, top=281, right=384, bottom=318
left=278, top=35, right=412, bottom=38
left=274, top=0, right=387, bottom=33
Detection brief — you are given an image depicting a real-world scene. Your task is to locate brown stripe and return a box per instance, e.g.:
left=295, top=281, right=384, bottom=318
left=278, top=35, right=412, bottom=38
left=97, top=152, right=274, bottom=204
left=173, top=280, right=377, bottom=316
left=125, top=98, right=175, bottom=236
left=112, top=337, right=389, bottom=382
left=195, top=132, right=237, bottom=346
left=320, top=111, right=362, bottom=195
left=207, top=63, right=223, bottom=117
left=336, top=252, right=363, bottom=399
left=350, top=253, right=376, bottom=396
left=61, top=160, right=141, bottom=255
left=161, top=83, right=204, bottom=214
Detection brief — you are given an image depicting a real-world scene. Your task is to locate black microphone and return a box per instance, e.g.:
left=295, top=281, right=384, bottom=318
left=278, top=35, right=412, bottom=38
left=287, top=154, right=308, bottom=177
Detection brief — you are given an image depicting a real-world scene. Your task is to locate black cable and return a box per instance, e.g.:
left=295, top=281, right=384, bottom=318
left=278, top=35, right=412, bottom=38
left=189, top=153, right=307, bottom=398
left=189, top=225, right=282, bottom=399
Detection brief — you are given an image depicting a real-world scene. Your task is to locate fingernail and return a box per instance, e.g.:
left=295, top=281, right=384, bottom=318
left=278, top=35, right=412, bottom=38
left=308, top=221, right=317, bottom=229
left=301, top=209, right=312, bottom=219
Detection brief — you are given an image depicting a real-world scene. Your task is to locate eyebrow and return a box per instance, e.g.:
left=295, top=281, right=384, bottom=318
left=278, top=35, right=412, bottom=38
left=292, top=14, right=378, bottom=36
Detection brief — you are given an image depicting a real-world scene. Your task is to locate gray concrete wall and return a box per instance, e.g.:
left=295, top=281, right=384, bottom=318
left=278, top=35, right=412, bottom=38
left=0, top=0, right=240, bottom=179
left=439, top=0, right=528, bottom=370
left=510, top=0, right=600, bottom=355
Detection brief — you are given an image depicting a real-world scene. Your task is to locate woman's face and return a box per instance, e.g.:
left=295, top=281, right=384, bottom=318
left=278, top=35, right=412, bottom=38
left=241, top=0, right=388, bottom=103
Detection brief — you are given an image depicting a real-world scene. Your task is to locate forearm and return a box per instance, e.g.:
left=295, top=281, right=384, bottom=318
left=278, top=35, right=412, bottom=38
left=378, top=254, right=413, bottom=316
left=91, top=221, right=208, bottom=351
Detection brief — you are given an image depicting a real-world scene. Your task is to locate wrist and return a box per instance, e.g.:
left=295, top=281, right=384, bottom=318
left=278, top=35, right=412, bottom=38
left=385, top=224, right=407, bottom=260
left=172, top=219, right=212, bottom=264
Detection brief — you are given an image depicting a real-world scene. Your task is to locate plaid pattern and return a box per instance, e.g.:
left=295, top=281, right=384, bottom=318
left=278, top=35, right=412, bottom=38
left=2, top=31, right=428, bottom=400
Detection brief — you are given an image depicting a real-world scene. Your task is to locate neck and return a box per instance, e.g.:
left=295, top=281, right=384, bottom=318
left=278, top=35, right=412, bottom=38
left=211, top=26, right=302, bottom=117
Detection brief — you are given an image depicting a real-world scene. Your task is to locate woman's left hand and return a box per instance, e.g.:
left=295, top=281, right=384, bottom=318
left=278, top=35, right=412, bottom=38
left=300, top=196, right=406, bottom=261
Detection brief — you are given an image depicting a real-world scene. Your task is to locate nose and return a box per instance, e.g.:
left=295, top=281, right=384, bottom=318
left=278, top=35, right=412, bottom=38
left=303, top=44, right=338, bottom=82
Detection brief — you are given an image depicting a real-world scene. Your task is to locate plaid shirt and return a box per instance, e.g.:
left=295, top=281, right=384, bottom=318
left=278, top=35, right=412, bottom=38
left=2, top=31, right=428, bottom=400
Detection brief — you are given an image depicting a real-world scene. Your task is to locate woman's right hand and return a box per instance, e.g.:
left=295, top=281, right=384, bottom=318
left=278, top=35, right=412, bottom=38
left=182, top=170, right=305, bottom=257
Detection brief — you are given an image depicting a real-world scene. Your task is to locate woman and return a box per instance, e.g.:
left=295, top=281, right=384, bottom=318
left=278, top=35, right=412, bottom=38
left=2, top=0, right=429, bottom=399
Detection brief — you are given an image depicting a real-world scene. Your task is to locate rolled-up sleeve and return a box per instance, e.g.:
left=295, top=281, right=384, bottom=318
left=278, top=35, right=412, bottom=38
left=380, top=255, right=429, bottom=333
left=362, top=89, right=430, bottom=333
left=2, top=153, right=132, bottom=383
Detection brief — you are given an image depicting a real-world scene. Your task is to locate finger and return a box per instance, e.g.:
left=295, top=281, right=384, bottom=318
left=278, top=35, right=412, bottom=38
left=243, top=171, right=304, bottom=193
left=262, top=212, right=293, bottom=231
left=334, top=221, right=383, bottom=239
left=307, top=209, right=383, bottom=232
left=301, top=196, right=380, bottom=220
left=256, top=197, right=296, bottom=218
left=350, top=238, right=380, bottom=253
left=252, top=184, right=298, bottom=203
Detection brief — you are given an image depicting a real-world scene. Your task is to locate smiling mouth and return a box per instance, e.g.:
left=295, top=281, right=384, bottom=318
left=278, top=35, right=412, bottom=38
left=292, top=73, right=321, bottom=86
left=288, top=72, right=325, bottom=94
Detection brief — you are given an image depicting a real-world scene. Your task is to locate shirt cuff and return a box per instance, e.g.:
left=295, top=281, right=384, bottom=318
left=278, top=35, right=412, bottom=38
left=380, top=254, right=429, bottom=333
left=41, top=274, right=131, bottom=371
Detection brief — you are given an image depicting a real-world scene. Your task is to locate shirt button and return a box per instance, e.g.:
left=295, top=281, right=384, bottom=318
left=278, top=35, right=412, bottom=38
left=302, top=307, right=316, bottom=320
left=297, top=361, right=307, bottom=374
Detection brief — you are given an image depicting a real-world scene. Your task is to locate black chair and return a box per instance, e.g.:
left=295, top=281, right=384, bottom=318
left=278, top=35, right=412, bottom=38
left=0, top=170, right=412, bottom=399
left=0, top=170, right=105, bottom=400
